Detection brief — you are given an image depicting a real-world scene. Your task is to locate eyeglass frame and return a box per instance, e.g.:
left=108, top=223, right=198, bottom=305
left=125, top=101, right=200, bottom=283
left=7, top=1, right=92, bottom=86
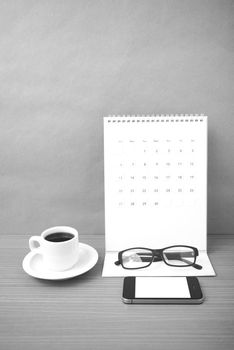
left=115, top=245, right=202, bottom=270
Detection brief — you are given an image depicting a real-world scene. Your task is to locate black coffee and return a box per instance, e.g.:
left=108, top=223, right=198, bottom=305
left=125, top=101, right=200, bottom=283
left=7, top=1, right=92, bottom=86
left=45, top=232, right=74, bottom=243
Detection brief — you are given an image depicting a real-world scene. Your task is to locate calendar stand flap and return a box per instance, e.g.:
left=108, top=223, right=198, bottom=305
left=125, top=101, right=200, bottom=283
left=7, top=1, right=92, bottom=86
left=103, top=115, right=215, bottom=277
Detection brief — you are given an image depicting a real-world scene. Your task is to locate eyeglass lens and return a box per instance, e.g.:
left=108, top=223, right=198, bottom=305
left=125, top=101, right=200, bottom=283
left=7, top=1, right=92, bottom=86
left=122, top=249, right=153, bottom=269
left=163, top=246, right=195, bottom=266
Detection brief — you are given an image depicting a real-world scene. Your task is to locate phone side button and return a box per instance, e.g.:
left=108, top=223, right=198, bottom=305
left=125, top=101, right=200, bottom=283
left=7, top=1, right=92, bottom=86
left=122, top=297, right=132, bottom=304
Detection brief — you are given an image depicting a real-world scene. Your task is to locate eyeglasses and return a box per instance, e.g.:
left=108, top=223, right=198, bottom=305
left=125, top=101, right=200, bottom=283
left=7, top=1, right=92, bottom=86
left=115, top=245, right=202, bottom=270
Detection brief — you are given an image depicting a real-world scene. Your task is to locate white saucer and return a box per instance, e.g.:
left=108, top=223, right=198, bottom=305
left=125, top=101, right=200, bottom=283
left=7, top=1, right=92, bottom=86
left=22, top=243, right=98, bottom=280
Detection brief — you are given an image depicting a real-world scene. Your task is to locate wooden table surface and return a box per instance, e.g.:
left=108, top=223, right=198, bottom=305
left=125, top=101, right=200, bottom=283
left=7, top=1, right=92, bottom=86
left=0, top=234, right=234, bottom=350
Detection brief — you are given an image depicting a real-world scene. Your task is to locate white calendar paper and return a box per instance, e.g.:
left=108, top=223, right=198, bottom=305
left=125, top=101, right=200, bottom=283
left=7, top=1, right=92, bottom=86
left=102, top=115, right=215, bottom=277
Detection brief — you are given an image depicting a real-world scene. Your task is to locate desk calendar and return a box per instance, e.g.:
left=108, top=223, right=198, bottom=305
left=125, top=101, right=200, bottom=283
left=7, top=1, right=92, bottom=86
left=102, top=115, right=215, bottom=277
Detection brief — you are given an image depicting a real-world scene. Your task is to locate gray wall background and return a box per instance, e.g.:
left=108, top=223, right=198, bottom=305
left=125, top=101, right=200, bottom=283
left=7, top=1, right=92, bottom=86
left=0, top=0, right=233, bottom=235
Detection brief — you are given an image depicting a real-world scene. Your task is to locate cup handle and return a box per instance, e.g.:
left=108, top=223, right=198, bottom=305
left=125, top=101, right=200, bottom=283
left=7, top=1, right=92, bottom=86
left=29, top=236, right=43, bottom=251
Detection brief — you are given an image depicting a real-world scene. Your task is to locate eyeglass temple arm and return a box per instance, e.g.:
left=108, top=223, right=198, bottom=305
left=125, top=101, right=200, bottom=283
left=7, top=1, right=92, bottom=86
left=166, top=252, right=202, bottom=270
left=179, top=258, right=202, bottom=270
left=114, top=254, right=162, bottom=266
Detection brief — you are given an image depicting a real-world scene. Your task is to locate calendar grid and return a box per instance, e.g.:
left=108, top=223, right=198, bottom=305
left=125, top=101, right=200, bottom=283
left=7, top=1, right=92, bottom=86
left=104, top=115, right=207, bottom=252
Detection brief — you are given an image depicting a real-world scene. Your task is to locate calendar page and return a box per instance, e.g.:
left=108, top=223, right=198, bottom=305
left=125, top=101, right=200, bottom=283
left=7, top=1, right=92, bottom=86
left=103, top=115, right=215, bottom=277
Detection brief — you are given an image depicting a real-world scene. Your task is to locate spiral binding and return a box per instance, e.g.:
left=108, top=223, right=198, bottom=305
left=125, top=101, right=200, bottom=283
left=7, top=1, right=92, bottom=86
left=105, top=115, right=206, bottom=123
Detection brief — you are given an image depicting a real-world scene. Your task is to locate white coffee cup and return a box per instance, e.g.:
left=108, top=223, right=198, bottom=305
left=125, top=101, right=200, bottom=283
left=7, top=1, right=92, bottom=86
left=29, top=226, right=79, bottom=271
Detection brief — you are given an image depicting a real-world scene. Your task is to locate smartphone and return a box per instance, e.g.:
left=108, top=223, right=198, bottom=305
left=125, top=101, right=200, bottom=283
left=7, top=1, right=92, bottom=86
left=122, top=276, right=204, bottom=304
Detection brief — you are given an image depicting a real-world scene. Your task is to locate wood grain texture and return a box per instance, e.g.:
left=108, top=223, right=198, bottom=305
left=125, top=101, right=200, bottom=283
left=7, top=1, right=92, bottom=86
left=0, top=234, right=234, bottom=350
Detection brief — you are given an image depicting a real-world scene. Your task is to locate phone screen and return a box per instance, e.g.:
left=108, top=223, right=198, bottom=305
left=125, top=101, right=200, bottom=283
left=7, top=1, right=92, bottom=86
left=135, top=277, right=191, bottom=298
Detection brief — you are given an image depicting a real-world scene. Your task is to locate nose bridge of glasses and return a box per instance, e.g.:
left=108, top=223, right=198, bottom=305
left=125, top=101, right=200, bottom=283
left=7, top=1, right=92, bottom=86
left=151, top=249, right=162, bottom=261
left=152, top=249, right=162, bottom=256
